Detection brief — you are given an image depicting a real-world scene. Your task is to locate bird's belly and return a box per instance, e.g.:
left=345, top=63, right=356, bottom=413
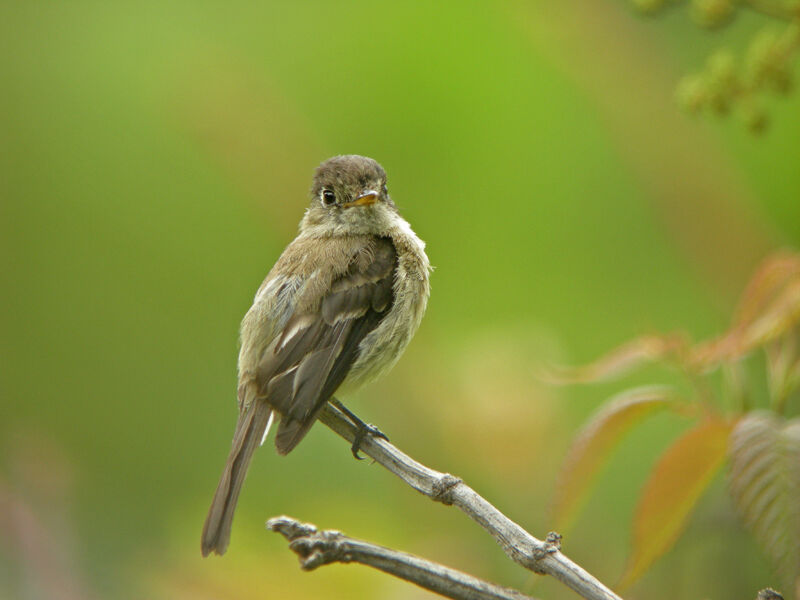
left=340, top=277, right=427, bottom=392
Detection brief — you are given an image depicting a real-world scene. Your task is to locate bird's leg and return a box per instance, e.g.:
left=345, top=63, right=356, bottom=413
left=329, top=397, right=389, bottom=460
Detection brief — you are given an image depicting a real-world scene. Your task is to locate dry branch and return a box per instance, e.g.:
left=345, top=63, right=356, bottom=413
left=268, top=516, right=538, bottom=600
left=268, top=403, right=623, bottom=600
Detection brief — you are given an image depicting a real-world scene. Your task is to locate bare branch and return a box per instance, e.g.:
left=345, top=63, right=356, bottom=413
left=315, top=403, right=623, bottom=600
left=756, top=588, right=784, bottom=600
left=267, top=516, right=539, bottom=600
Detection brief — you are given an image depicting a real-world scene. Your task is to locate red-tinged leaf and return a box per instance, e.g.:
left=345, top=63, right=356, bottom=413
left=551, top=387, right=679, bottom=531
left=687, top=333, right=743, bottom=372
left=543, top=335, right=687, bottom=384
left=740, top=281, right=800, bottom=351
left=618, top=415, right=735, bottom=591
left=689, top=281, right=800, bottom=371
left=728, top=412, right=800, bottom=589
left=734, top=252, right=800, bottom=328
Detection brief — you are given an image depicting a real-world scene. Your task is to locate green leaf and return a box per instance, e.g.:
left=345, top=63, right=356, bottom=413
left=551, top=387, right=678, bottom=531
left=619, top=415, right=733, bottom=590
left=728, top=411, right=800, bottom=589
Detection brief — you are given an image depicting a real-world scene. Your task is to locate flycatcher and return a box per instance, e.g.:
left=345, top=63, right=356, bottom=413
left=201, top=155, right=431, bottom=556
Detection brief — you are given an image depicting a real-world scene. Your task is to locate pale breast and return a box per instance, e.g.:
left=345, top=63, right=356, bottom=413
left=342, top=218, right=431, bottom=391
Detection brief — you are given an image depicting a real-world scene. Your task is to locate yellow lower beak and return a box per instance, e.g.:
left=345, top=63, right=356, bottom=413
left=341, top=191, right=378, bottom=208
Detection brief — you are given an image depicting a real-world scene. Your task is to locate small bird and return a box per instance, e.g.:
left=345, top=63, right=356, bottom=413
left=201, top=155, right=431, bottom=556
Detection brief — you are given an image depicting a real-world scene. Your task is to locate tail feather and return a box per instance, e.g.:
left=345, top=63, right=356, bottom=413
left=201, top=400, right=272, bottom=556
left=275, top=408, right=322, bottom=455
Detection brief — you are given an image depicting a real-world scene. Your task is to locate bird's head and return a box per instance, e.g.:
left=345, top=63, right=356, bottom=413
left=300, top=155, right=398, bottom=236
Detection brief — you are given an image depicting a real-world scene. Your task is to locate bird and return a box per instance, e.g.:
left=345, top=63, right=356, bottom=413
left=201, top=155, right=431, bottom=556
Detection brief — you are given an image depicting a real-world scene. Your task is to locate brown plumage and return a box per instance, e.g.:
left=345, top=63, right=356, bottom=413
left=264, top=237, right=397, bottom=453
left=201, top=156, right=430, bottom=556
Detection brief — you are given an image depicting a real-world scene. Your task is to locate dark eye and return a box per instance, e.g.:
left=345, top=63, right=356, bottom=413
left=381, top=183, right=388, bottom=195
left=321, top=189, right=336, bottom=206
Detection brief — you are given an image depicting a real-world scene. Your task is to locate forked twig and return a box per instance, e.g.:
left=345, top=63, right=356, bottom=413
left=268, top=516, right=538, bottom=600
left=267, top=403, right=622, bottom=600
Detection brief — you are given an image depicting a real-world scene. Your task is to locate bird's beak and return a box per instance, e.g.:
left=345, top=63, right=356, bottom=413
left=341, top=190, right=379, bottom=208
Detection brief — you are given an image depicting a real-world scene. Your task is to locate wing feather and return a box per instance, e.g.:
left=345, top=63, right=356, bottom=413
left=255, top=237, right=398, bottom=455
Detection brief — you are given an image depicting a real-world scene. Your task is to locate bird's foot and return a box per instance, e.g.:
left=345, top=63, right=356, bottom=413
left=329, top=397, right=389, bottom=460
left=350, top=423, right=389, bottom=460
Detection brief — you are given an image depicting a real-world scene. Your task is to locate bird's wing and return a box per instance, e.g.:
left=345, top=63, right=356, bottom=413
left=255, top=236, right=397, bottom=454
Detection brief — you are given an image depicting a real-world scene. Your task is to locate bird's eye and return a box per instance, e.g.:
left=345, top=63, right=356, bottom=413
left=382, top=183, right=388, bottom=195
left=321, top=189, right=336, bottom=207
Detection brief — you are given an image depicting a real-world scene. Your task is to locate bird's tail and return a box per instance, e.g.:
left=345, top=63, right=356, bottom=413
left=201, top=400, right=273, bottom=556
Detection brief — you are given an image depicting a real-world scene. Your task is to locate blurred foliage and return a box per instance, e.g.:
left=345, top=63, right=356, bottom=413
left=631, top=0, right=800, bottom=132
left=1, top=1, right=799, bottom=600
left=729, top=412, right=800, bottom=590
left=553, top=252, right=800, bottom=592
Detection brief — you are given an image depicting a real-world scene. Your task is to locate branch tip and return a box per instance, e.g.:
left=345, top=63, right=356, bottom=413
left=266, top=515, right=317, bottom=540
left=267, top=515, right=542, bottom=600
left=757, top=588, right=784, bottom=600
left=267, top=516, right=348, bottom=571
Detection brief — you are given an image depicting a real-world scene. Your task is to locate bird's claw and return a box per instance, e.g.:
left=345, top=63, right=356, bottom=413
left=351, top=423, right=389, bottom=459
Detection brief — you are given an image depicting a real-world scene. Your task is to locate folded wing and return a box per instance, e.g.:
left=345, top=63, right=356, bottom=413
left=256, top=237, right=397, bottom=454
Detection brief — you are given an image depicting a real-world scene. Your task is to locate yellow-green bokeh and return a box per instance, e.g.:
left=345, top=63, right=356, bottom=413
left=1, top=1, right=798, bottom=599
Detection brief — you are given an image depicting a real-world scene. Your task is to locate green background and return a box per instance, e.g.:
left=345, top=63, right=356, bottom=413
left=1, top=1, right=798, bottom=599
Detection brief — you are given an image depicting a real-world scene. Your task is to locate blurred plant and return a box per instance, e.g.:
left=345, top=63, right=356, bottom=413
left=633, top=0, right=800, bottom=133
left=548, top=250, right=800, bottom=591
left=0, top=430, right=96, bottom=600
